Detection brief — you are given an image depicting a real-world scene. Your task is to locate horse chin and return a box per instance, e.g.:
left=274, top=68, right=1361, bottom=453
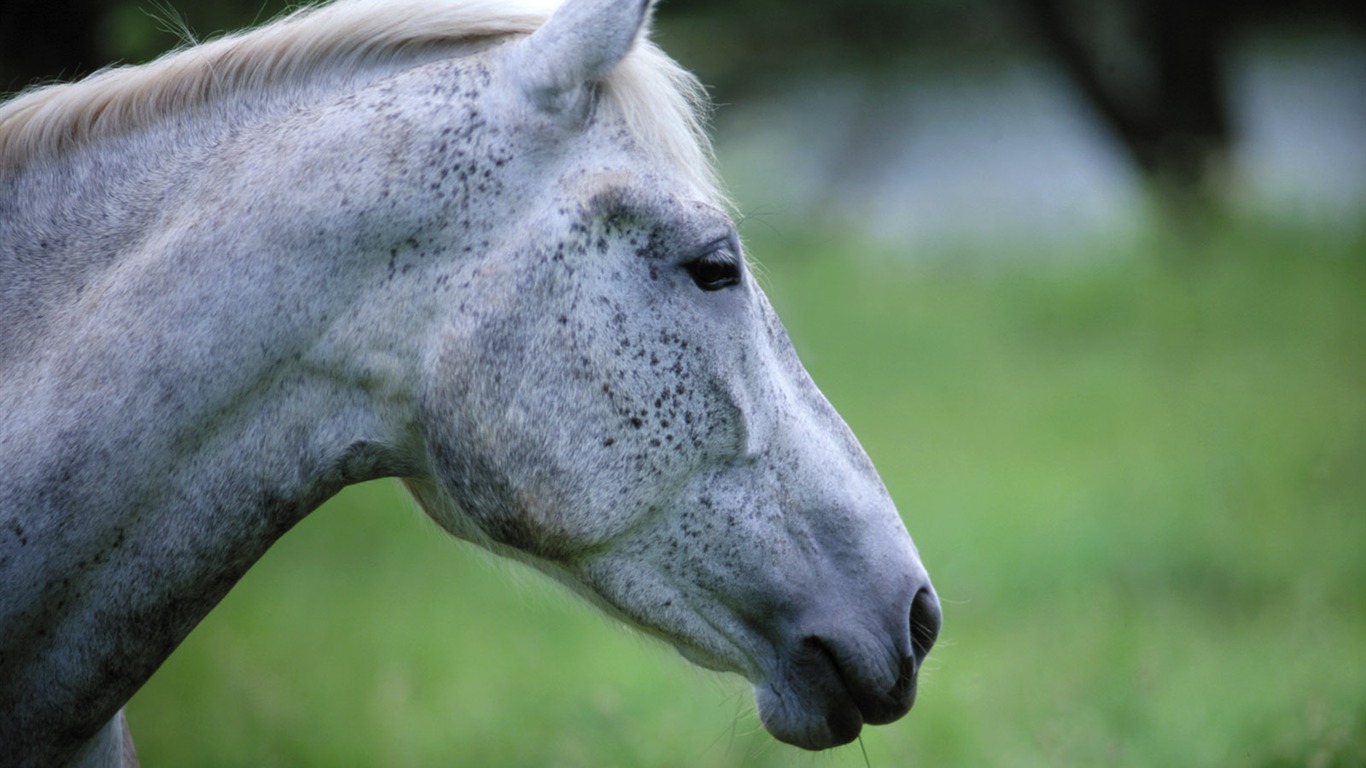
left=669, top=629, right=868, bottom=748
left=755, top=681, right=864, bottom=750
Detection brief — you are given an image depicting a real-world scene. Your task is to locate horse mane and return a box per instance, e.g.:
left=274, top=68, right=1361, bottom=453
left=0, top=0, right=722, bottom=202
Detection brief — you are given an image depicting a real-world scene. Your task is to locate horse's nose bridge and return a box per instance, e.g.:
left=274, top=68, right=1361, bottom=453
left=741, top=294, right=936, bottom=649
left=773, top=399, right=903, bottom=544
left=755, top=361, right=920, bottom=562
left=767, top=351, right=886, bottom=497
left=774, top=409, right=937, bottom=662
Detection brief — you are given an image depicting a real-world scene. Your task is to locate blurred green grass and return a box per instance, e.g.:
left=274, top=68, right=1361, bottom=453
left=127, top=221, right=1366, bottom=767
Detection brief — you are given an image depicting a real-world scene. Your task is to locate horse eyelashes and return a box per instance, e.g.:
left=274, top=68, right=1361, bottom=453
left=684, top=249, right=741, bottom=291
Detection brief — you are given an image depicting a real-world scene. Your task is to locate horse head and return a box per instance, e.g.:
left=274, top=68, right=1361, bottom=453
left=397, top=0, right=942, bottom=748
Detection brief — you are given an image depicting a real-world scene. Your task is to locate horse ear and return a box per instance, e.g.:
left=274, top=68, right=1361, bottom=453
left=509, top=0, right=653, bottom=116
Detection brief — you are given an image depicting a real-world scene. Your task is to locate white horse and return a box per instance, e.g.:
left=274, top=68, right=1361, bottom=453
left=0, top=0, right=941, bottom=764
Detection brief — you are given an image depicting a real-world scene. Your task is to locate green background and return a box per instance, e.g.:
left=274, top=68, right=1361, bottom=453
left=127, top=223, right=1366, bottom=766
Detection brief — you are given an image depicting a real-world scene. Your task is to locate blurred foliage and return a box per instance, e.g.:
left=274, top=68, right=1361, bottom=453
left=10, top=0, right=1360, bottom=88
left=0, top=0, right=1003, bottom=92
left=0, top=0, right=291, bottom=91
left=4, top=0, right=1364, bottom=202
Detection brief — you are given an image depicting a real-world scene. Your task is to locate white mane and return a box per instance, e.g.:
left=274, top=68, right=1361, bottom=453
left=0, top=0, right=722, bottom=202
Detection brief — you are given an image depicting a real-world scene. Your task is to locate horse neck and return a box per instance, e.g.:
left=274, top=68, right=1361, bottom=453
left=0, top=130, right=190, bottom=364
left=0, top=46, right=459, bottom=357
left=0, top=67, right=441, bottom=765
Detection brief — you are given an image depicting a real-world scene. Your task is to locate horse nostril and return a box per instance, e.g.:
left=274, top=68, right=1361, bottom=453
left=909, top=587, right=942, bottom=668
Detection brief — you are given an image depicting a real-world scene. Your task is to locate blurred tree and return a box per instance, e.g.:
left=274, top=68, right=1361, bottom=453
left=0, top=0, right=104, bottom=91
left=1010, top=0, right=1366, bottom=204
left=3, top=0, right=1362, bottom=204
left=1014, top=0, right=1233, bottom=194
left=662, top=0, right=1365, bottom=203
left=0, top=0, right=294, bottom=94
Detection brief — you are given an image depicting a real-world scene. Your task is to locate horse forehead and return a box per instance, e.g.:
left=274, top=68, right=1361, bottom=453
left=342, top=53, right=716, bottom=218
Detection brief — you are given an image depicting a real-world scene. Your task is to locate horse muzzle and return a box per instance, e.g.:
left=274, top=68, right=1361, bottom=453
left=755, top=584, right=942, bottom=750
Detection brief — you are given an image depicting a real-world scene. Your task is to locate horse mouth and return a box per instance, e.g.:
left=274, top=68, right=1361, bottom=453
left=754, top=638, right=920, bottom=750
left=753, top=588, right=941, bottom=750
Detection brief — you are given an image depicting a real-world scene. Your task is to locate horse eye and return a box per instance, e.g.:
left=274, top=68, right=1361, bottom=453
left=684, top=249, right=741, bottom=291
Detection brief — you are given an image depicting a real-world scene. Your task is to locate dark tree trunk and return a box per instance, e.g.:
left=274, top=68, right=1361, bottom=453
left=1015, top=0, right=1234, bottom=194
left=0, top=0, right=105, bottom=94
